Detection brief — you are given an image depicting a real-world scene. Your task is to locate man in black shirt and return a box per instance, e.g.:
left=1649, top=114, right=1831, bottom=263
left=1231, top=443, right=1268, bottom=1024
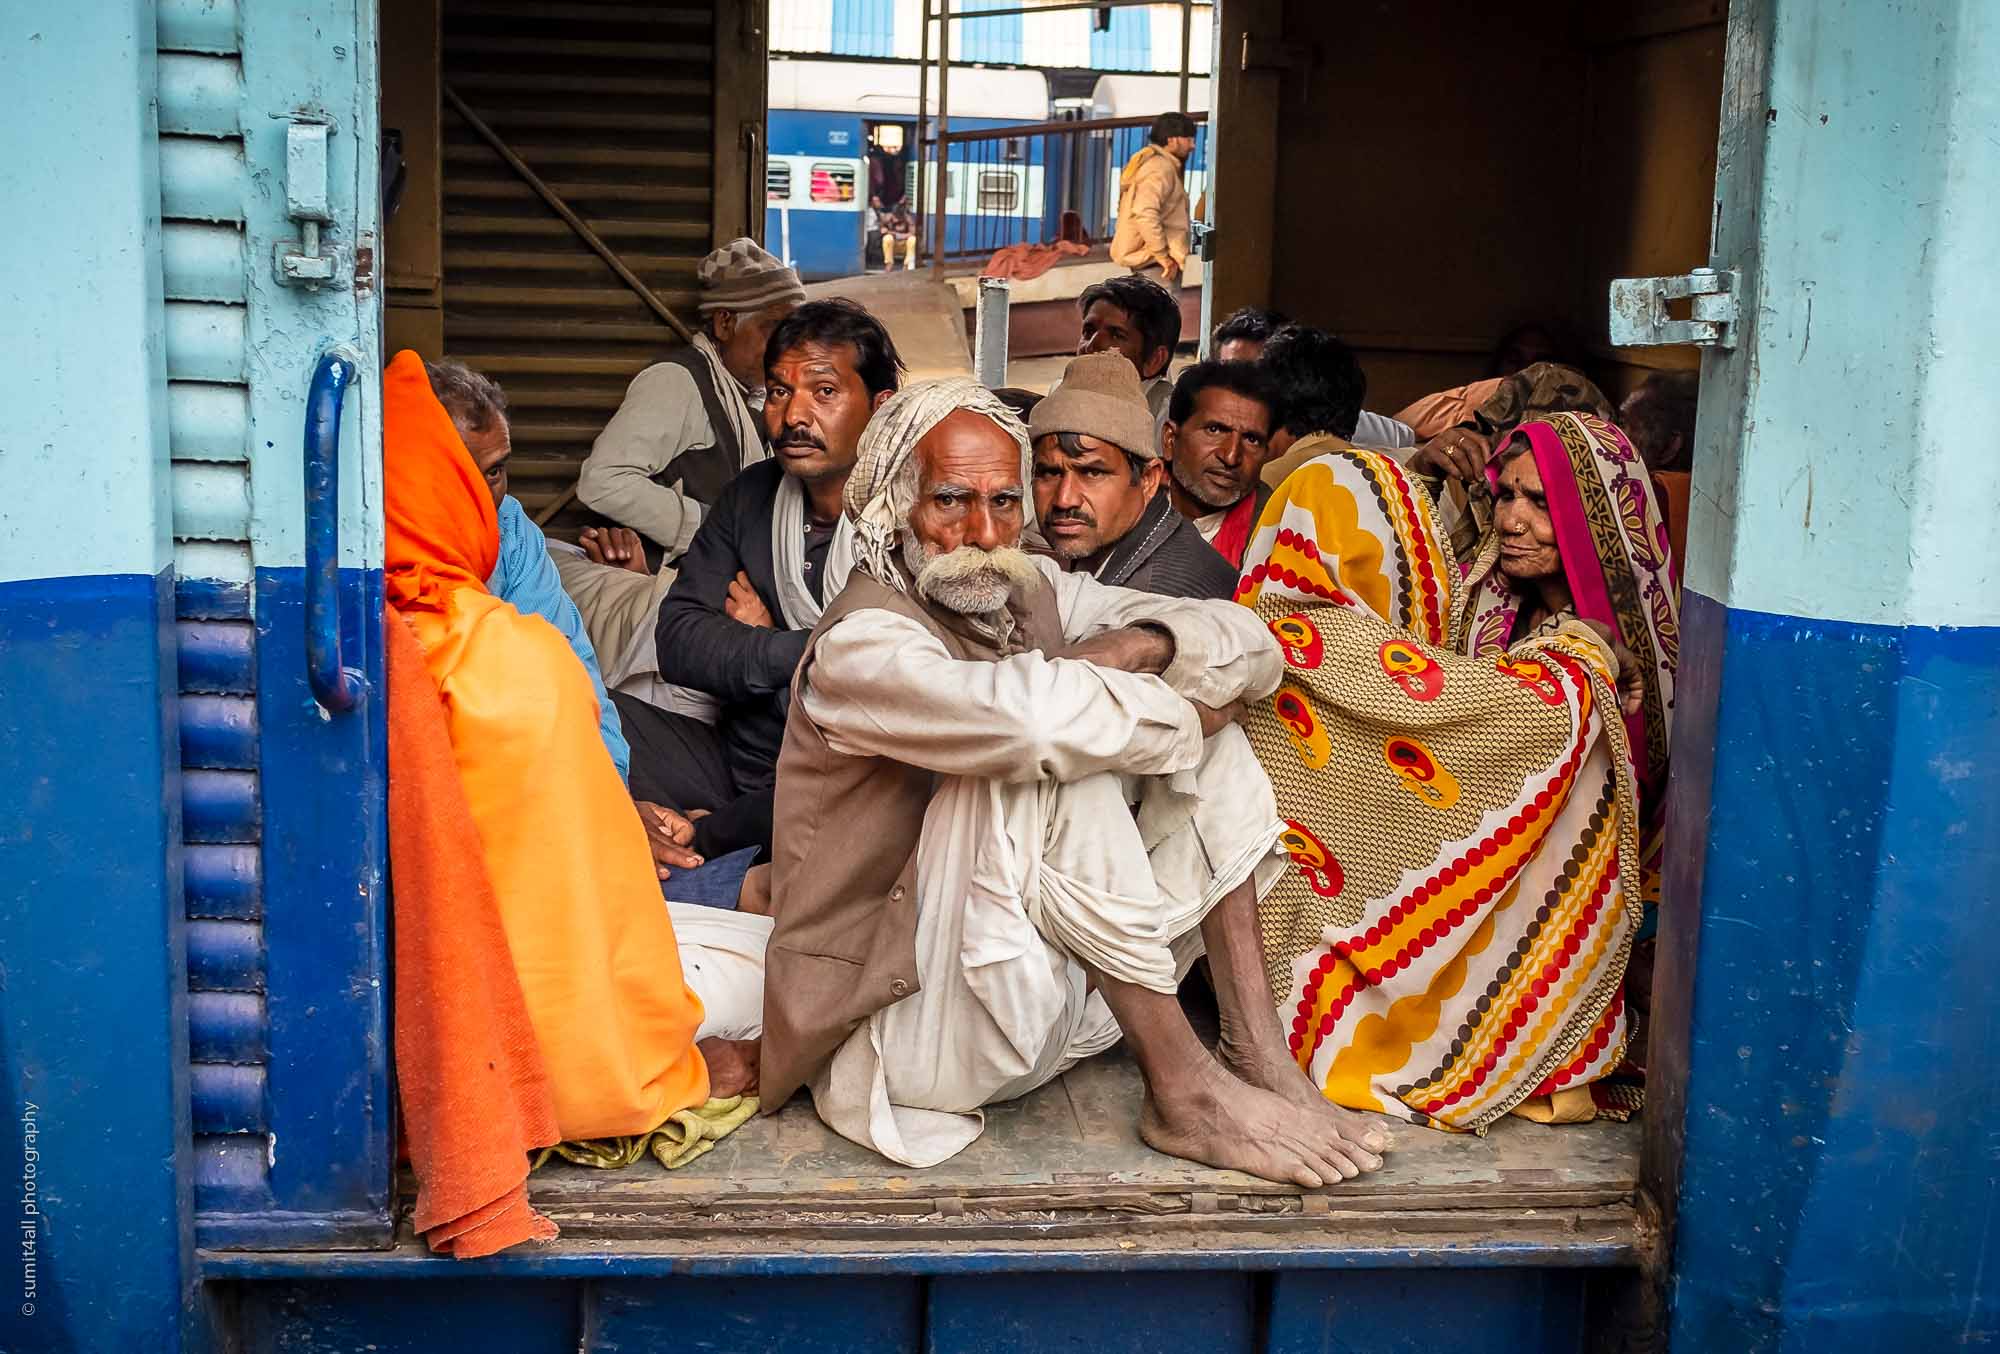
left=615, top=299, right=903, bottom=860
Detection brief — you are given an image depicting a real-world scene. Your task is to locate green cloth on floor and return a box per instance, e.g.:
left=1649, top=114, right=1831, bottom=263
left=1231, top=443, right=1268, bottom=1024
left=531, top=1095, right=759, bottom=1172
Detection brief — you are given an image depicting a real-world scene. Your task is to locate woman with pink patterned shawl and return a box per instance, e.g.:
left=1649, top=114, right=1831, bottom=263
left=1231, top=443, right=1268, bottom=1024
left=1460, top=413, right=1679, bottom=907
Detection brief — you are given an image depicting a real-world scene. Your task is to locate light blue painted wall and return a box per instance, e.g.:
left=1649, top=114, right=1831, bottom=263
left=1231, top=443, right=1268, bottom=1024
left=958, top=0, right=1026, bottom=66
left=1090, top=7, right=1152, bottom=71
left=829, top=0, right=895, bottom=57
left=0, top=4, right=172, bottom=583
left=237, top=1, right=382, bottom=572
left=1689, top=0, right=2000, bottom=628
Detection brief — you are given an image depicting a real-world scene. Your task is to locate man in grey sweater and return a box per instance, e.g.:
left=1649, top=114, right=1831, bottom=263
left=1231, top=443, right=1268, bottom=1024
left=578, top=238, right=806, bottom=561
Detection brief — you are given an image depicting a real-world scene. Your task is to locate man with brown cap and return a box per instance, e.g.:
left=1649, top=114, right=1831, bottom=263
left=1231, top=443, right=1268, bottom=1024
left=580, top=238, right=807, bottom=562
left=1030, top=353, right=1238, bottom=600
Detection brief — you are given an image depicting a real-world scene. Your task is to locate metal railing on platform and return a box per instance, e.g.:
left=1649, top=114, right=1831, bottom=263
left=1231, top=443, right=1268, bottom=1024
left=916, top=111, right=1209, bottom=271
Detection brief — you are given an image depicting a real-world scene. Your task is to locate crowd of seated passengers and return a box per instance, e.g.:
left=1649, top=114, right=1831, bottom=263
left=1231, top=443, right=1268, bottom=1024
left=390, top=232, right=1691, bottom=1215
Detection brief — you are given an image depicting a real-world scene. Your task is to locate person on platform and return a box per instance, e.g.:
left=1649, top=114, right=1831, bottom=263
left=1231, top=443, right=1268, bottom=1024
left=878, top=202, right=918, bottom=272
left=1160, top=360, right=1279, bottom=570
left=579, top=239, right=805, bottom=562
left=616, top=299, right=903, bottom=863
left=759, top=378, right=1390, bottom=1185
left=1029, top=353, right=1237, bottom=600
left=1110, top=111, right=1196, bottom=287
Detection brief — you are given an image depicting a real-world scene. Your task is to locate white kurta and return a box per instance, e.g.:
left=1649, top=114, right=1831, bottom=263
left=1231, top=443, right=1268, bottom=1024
left=796, top=560, right=1287, bottom=1166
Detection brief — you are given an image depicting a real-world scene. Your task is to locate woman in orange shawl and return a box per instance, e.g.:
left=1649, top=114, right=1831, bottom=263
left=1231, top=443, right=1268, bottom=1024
left=383, top=349, right=712, bottom=1140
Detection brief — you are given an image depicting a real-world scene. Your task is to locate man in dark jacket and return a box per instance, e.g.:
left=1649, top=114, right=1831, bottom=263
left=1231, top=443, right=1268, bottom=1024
left=614, top=299, right=902, bottom=859
left=1029, top=353, right=1238, bottom=600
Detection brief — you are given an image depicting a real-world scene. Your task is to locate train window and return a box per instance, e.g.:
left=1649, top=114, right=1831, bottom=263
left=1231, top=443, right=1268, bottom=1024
left=977, top=170, right=1020, bottom=213
left=809, top=162, right=856, bottom=204
left=767, top=161, right=793, bottom=202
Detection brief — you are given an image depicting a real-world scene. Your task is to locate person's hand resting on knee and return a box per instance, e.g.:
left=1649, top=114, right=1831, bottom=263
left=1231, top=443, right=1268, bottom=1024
left=635, top=801, right=703, bottom=879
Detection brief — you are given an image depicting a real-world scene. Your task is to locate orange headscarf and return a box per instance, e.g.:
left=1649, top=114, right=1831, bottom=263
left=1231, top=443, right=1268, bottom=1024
left=383, top=350, right=709, bottom=1141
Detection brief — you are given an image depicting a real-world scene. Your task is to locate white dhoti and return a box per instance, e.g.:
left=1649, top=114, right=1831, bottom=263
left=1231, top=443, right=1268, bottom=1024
left=810, top=725, right=1285, bottom=1167
left=667, top=900, right=773, bottom=1043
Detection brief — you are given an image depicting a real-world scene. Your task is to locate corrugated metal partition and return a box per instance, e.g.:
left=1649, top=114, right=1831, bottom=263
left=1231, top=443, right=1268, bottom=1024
left=156, top=0, right=272, bottom=1219
left=439, top=0, right=718, bottom=528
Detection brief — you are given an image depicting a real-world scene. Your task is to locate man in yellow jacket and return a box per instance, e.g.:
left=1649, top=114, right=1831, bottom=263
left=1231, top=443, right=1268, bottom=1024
left=1110, top=112, right=1196, bottom=286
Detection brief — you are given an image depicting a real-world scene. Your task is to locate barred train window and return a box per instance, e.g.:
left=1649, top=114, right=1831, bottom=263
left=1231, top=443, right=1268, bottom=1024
left=977, top=170, right=1019, bottom=213
left=809, top=162, right=856, bottom=204
left=767, top=161, right=793, bottom=201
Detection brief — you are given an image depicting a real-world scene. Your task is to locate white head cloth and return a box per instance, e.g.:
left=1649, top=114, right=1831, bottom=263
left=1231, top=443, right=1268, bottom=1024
left=843, top=378, right=1032, bottom=592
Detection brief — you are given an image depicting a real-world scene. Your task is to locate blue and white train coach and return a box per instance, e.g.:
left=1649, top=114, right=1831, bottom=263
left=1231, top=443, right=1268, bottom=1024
left=765, top=59, right=1051, bottom=278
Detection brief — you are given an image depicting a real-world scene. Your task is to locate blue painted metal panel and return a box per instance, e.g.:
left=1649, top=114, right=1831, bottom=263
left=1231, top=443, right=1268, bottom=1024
left=1090, top=7, right=1151, bottom=71
left=829, top=0, right=895, bottom=58
left=1663, top=594, right=2000, bottom=1348
left=206, top=1269, right=1607, bottom=1351
left=176, top=576, right=254, bottom=621
left=192, top=1064, right=267, bottom=1135
left=188, top=920, right=266, bottom=993
left=189, top=993, right=269, bottom=1063
left=178, top=619, right=256, bottom=692
left=931, top=1271, right=1255, bottom=1352
left=196, top=1137, right=272, bottom=1214
left=180, top=693, right=259, bottom=769
left=0, top=571, right=198, bottom=1354
left=1265, top=1270, right=1586, bottom=1353
left=182, top=768, right=260, bottom=843
left=958, top=0, right=1025, bottom=66
left=214, top=566, right=389, bottom=1247
left=235, top=1280, right=576, bottom=1354
left=590, top=1278, right=922, bottom=1352
left=185, top=843, right=262, bottom=919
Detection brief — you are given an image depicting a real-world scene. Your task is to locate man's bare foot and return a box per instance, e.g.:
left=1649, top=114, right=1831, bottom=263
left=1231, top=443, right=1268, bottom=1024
left=697, top=1037, right=760, bottom=1099
left=1139, top=1057, right=1384, bottom=1187
left=1217, top=1032, right=1392, bottom=1158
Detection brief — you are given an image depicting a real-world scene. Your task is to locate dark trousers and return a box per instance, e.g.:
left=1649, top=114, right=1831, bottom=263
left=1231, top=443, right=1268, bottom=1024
left=612, top=690, right=774, bottom=861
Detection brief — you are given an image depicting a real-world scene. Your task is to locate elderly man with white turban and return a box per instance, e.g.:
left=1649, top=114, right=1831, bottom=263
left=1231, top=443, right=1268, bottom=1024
left=756, top=378, right=1390, bottom=1186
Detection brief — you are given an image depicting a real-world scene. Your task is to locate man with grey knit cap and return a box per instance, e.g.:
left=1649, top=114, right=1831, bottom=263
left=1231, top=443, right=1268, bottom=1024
left=580, top=237, right=806, bottom=560
left=1029, top=353, right=1238, bottom=600
left=758, top=377, right=1391, bottom=1189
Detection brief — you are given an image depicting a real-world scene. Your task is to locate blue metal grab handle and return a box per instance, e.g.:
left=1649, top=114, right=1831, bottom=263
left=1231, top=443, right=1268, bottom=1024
left=304, top=348, right=363, bottom=713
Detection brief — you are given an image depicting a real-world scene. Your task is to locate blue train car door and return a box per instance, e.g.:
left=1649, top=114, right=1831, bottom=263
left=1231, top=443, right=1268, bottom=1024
left=1636, top=0, right=2000, bottom=1346
left=1, top=3, right=387, bottom=1348
left=172, top=0, right=392, bottom=1256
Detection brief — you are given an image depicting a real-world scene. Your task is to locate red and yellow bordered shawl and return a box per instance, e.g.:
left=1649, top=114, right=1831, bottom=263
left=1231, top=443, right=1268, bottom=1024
left=1237, top=447, right=1644, bottom=1130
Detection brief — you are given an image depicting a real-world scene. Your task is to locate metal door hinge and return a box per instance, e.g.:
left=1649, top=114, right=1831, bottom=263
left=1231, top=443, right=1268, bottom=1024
left=275, top=117, right=346, bottom=289
left=1608, top=267, right=1740, bottom=349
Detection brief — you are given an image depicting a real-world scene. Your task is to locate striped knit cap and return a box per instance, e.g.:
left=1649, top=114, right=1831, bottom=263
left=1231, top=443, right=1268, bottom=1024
left=844, top=378, right=1031, bottom=594
left=696, top=237, right=807, bottom=314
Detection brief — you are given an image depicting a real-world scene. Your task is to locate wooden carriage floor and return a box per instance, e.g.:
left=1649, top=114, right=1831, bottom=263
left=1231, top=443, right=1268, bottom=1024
left=465, top=1047, right=1647, bottom=1262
